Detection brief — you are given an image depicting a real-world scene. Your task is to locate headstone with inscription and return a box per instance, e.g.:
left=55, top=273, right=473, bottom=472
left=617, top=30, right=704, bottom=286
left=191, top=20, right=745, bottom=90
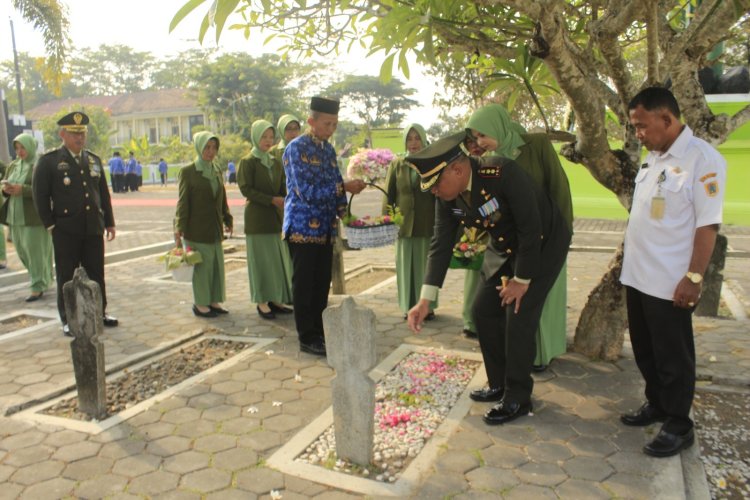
left=63, top=266, right=107, bottom=419
left=323, top=297, right=377, bottom=465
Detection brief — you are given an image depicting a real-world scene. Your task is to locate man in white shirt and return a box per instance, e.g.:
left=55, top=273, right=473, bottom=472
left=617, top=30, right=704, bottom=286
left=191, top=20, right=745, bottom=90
left=620, top=87, right=726, bottom=457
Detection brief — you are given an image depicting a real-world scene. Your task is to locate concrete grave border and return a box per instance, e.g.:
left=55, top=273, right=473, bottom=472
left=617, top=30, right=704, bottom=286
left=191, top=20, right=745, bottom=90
left=0, top=309, right=60, bottom=343
left=11, top=333, right=276, bottom=434
left=267, top=343, right=485, bottom=497
left=145, top=257, right=248, bottom=286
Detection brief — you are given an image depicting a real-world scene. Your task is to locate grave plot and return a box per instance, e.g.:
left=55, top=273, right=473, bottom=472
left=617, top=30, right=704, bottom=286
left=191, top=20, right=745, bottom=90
left=0, top=309, right=59, bottom=342
left=10, top=332, right=276, bottom=434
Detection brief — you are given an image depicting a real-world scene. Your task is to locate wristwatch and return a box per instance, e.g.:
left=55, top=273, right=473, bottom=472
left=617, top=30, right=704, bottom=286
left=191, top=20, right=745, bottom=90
left=686, top=271, right=703, bottom=284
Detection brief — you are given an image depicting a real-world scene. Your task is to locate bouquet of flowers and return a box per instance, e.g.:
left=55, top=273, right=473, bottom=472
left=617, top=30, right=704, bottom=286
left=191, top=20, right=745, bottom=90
left=157, top=246, right=203, bottom=282
left=449, top=228, right=488, bottom=270
left=346, top=148, right=396, bottom=183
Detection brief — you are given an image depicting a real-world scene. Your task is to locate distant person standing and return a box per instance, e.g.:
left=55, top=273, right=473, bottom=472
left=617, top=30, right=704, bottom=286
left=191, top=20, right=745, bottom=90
left=125, top=151, right=137, bottom=192
left=135, top=161, right=143, bottom=190
left=238, top=120, right=293, bottom=320
left=271, top=114, right=302, bottom=163
left=108, top=151, right=125, bottom=193
left=619, top=87, right=726, bottom=457
left=227, top=160, right=236, bottom=184
left=158, top=158, right=168, bottom=186
left=32, top=111, right=119, bottom=336
left=0, top=133, right=54, bottom=301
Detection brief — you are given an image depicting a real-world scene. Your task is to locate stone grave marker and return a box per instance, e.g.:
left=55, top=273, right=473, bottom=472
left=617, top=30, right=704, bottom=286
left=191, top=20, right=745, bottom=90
left=323, top=296, right=377, bottom=465
left=63, top=266, right=107, bottom=419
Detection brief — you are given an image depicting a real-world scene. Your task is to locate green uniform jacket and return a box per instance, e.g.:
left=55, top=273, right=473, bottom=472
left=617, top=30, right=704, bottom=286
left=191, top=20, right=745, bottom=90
left=0, top=158, right=44, bottom=226
left=237, top=155, right=286, bottom=234
left=424, top=156, right=570, bottom=287
left=32, top=147, right=114, bottom=235
left=383, top=158, right=436, bottom=238
left=516, top=133, right=574, bottom=232
left=175, top=163, right=232, bottom=243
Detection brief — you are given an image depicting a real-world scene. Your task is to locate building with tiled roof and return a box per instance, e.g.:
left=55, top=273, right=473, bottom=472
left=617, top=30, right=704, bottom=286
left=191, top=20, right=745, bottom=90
left=26, top=88, right=207, bottom=146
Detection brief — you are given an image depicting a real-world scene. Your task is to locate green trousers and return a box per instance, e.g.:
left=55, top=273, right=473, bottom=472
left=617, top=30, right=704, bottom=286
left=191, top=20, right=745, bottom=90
left=0, top=225, right=6, bottom=262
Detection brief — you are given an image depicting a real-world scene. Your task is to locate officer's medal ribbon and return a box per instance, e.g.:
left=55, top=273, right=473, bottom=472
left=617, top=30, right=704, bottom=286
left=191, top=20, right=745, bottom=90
left=650, top=169, right=666, bottom=220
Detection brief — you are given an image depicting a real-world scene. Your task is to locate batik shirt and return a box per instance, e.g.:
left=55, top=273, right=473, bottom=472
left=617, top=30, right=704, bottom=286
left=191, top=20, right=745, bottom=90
left=282, top=132, right=347, bottom=244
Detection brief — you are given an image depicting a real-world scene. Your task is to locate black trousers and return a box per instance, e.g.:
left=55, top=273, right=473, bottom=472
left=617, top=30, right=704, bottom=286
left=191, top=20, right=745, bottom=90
left=625, top=286, right=695, bottom=433
left=287, top=240, right=333, bottom=345
left=52, top=229, right=107, bottom=324
left=160, top=173, right=167, bottom=185
left=113, top=174, right=124, bottom=192
left=472, top=257, right=565, bottom=404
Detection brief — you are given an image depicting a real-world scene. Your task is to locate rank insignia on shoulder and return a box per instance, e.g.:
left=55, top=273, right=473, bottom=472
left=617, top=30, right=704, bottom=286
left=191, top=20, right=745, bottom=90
left=699, top=172, right=717, bottom=183
left=477, top=166, right=501, bottom=178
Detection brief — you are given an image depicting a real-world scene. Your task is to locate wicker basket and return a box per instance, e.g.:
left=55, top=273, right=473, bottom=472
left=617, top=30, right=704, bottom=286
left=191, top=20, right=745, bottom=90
left=345, top=183, right=399, bottom=249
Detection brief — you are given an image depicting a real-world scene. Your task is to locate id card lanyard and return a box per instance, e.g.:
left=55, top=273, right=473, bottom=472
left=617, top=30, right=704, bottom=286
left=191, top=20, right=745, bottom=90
left=651, top=169, right=666, bottom=220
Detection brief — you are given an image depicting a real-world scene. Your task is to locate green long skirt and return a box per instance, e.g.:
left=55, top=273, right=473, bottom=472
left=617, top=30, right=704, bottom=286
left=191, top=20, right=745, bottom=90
left=0, top=225, right=6, bottom=261
left=186, top=239, right=225, bottom=306
left=10, top=224, right=54, bottom=292
left=463, top=262, right=568, bottom=365
left=395, top=236, right=437, bottom=313
left=245, top=233, right=293, bottom=304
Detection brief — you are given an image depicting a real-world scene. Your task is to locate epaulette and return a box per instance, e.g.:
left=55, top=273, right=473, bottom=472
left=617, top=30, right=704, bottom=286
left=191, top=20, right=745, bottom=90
left=41, top=147, right=59, bottom=156
left=85, top=149, right=101, bottom=160
left=477, top=165, right=502, bottom=178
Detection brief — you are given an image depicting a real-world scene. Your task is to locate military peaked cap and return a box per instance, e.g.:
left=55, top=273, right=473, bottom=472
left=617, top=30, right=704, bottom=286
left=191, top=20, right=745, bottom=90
left=405, top=131, right=470, bottom=191
left=57, top=111, right=89, bottom=132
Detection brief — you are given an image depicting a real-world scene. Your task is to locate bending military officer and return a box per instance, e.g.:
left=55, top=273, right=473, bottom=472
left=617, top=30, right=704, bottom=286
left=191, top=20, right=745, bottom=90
left=32, top=111, right=119, bottom=336
left=406, top=132, right=570, bottom=425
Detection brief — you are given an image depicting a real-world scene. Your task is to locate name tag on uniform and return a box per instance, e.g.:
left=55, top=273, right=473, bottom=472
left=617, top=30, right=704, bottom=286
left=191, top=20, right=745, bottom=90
left=651, top=196, right=665, bottom=219
left=451, top=207, right=466, bottom=217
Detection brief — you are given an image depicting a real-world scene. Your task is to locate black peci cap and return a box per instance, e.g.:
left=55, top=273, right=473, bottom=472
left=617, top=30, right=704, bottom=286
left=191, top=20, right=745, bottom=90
left=405, top=131, right=470, bottom=191
left=57, top=111, right=89, bottom=132
left=310, top=96, right=340, bottom=114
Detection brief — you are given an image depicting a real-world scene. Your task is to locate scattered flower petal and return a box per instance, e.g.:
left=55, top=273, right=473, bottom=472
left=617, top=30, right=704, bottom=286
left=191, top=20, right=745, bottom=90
left=270, top=489, right=283, bottom=499
left=247, top=406, right=259, bottom=414
left=272, top=401, right=283, bottom=407
left=265, top=350, right=274, bottom=356
left=294, top=373, right=303, bottom=382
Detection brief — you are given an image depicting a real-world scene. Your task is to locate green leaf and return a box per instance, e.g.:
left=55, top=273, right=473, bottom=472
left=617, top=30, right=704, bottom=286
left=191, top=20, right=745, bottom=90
left=398, top=50, right=410, bottom=80
left=198, top=13, right=211, bottom=44
left=169, top=0, right=208, bottom=33
left=379, top=52, right=396, bottom=83
left=213, top=0, right=242, bottom=43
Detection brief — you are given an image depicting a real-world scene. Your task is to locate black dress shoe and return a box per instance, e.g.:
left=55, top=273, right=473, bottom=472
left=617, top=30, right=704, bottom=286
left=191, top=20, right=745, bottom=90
left=209, top=306, right=229, bottom=314
left=102, top=314, right=119, bottom=327
left=424, top=312, right=436, bottom=321
left=483, top=400, right=533, bottom=425
left=25, top=291, right=44, bottom=302
left=257, top=305, right=276, bottom=320
left=470, top=386, right=505, bottom=402
left=532, top=364, right=548, bottom=373
left=268, top=303, right=292, bottom=314
left=62, top=324, right=72, bottom=337
left=299, top=340, right=326, bottom=356
left=643, top=428, right=694, bottom=457
left=193, top=306, right=217, bottom=318
left=620, top=402, right=665, bottom=427
left=462, top=329, right=478, bottom=339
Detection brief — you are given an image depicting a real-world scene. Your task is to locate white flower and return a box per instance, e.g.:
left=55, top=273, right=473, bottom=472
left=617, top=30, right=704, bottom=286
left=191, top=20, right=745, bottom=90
left=294, top=373, right=303, bottom=382
left=270, top=489, right=283, bottom=499
left=716, top=477, right=727, bottom=489
left=272, top=401, right=283, bottom=407
left=247, top=406, right=259, bottom=414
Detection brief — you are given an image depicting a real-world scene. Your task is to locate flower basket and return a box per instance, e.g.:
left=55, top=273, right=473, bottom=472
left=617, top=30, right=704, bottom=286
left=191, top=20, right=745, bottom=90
left=343, top=183, right=402, bottom=249
left=157, top=245, right=203, bottom=281
left=171, top=263, right=194, bottom=282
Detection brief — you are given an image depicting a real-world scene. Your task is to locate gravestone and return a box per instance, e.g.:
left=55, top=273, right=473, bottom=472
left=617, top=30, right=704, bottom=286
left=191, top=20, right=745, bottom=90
left=323, top=296, right=377, bottom=465
left=63, top=266, right=107, bottom=419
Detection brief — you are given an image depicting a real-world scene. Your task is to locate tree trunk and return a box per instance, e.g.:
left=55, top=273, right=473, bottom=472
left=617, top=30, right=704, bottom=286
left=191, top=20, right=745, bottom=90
left=695, top=233, right=727, bottom=317
left=573, top=245, right=628, bottom=361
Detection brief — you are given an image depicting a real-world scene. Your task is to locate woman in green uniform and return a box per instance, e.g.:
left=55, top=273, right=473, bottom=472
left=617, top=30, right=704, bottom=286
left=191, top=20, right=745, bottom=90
left=175, top=131, right=233, bottom=318
left=467, top=104, right=573, bottom=371
left=383, top=123, right=437, bottom=320
left=238, top=119, right=293, bottom=319
left=270, top=114, right=302, bottom=163
left=0, top=133, right=54, bottom=299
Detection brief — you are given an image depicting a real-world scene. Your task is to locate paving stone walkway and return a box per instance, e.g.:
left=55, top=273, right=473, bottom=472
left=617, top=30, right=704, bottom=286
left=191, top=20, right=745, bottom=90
left=0, top=217, right=748, bottom=498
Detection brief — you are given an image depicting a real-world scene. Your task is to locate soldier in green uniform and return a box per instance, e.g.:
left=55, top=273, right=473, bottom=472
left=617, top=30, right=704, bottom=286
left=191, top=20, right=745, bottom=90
left=406, top=132, right=571, bottom=425
left=32, top=111, right=119, bottom=336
